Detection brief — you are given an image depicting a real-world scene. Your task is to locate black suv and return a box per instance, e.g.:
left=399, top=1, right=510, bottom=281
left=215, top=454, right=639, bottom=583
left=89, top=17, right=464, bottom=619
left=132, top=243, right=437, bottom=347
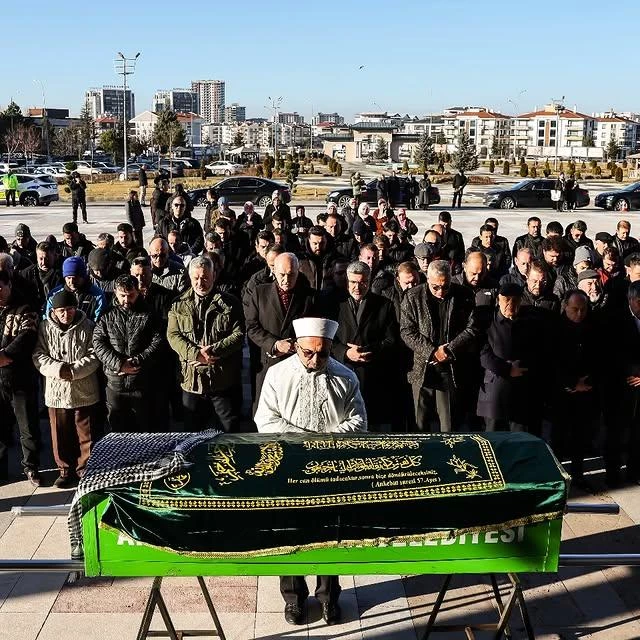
left=594, top=181, right=640, bottom=211
left=326, top=178, right=440, bottom=209
left=187, top=177, right=291, bottom=208
left=484, top=179, right=590, bottom=210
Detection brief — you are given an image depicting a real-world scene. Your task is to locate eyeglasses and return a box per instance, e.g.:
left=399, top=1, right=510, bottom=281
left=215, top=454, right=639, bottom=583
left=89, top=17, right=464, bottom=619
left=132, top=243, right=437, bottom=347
left=149, top=253, right=166, bottom=259
left=295, top=343, right=330, bottom=359
left=173, top=203, right=186, bottom=208
left=429, top=283, right=449, bottom=292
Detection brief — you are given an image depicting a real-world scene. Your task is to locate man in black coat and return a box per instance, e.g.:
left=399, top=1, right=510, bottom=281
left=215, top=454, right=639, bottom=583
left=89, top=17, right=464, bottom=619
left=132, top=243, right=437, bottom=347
left=59, top=222, right=94, bottom=260
left=439, top=211, right=465, bottom=269
left=521, top=260, right=560, bottom=315
left=138, top=166, right=148, bottom=206
left=298, top=227, right=337, bottom=292
left=477, top=282, right=546, bottom=435
left=21, top=240, right=63, bottom=313
left=329, top=260, right=398, bottom=431
left=213, top=218, right=251, bottom=291
left=387, top=171, right=400, bottom=208
left=150, top=177, right=170, bottom=229
left=512, top=217, right=543, bottom=259
left=245, top=252, right=316, bottom=410
left=384, top=219, right=414, bottom=264
left=451, top=169, right=468, bottom=208
left=603, top=281, right=640, bottom=485
left=612, top=220, right=639, bottom=259
left=93, top=275, right=163, bottom=432
left=452, top=250, right=498, bottom=311
left=500, top=248, right=532, bottom=289
left=157, top=195, right=204, bottom=255
left=236, top=202, right=265, bottom=244
left=12, top=224, right=37, bottom=265
left=561, top=220, right=594, bottom=266
left=69, top=172, right=88, bottom=223
left=473, top=224, right=510, bottom=279
left=400, top=259, right=479, bottom=432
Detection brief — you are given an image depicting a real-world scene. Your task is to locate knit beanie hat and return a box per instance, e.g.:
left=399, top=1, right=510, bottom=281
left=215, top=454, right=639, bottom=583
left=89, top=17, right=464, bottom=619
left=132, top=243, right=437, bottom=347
left=62, top=256, right=87, bottom=278
left=51, top=289, right=77, bottom=309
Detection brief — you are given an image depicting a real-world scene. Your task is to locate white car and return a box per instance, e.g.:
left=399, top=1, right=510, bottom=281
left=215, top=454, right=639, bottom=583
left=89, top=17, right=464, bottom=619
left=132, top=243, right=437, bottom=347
left=0, top=173, right=59, bottom=206
left=73, top=160, right=107, bottom=176
left=205, top=160, right=243, bottom=176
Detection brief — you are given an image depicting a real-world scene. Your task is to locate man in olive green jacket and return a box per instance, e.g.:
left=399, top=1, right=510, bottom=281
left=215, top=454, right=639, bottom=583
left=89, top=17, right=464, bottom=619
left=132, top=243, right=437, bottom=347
left=167, top=254, right=245, bottom=432
left=3, top=170, right=19, bottom=207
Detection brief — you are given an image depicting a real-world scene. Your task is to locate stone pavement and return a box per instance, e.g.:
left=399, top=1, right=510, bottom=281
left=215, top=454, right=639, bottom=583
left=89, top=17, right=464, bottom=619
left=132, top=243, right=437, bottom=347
left=1, top=463, right=640, bottom=639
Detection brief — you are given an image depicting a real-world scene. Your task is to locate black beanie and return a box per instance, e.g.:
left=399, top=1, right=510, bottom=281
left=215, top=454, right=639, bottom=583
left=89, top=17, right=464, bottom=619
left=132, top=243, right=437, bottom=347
left=51, top=289, right=77, bottom=309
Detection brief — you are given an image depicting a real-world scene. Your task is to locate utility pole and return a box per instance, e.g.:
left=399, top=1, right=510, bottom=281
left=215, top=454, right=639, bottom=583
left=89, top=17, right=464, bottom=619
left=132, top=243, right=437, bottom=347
left=266, top=96, right=283, bottom=163
left=33, top=80, right=50, bottom=162
left=115, top=52, right=140, bottom=180
left=552, top=96, right=565, bottom=170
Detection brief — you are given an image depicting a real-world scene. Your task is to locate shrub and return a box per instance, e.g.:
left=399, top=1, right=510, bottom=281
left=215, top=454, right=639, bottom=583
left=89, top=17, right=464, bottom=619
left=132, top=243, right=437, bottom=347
left=519, top=163, right=529, bottom=177
left=615, top=167, right=624, bottom=182
left=255, top=164, right=263, bottom=177
left=559, top=161, right=564, bottom=172
left=594, top=166, right=602, bottom=176
left=489, top=160, right=495, bottom=173
left=321, top=155, right=328, bottom=165
left=503, top=161, right=510, bottom=175
left=590, top=160, right=598, bottom=169
left=336, top=163, right=343, bottom=177
left=581, top=161, right=586, bottom=169
left=576, top=171, right=582, bottom=180
left=607, top=161, right=613, bottom=170
left=402, top=160, right=409, bottom=173
left=623, top=160, right=628, bottom=169
left=530, top=166, right=537, bottom=178
left=65, top=161, right=77, bottom=173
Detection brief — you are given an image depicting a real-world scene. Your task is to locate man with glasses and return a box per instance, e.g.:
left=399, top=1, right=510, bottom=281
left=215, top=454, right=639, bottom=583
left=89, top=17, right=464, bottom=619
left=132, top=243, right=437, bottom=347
left=400, top=259, right=479, bottom=432
left=330, top=261, right=398, bottom=432
left=148, top=237, right=189, bottom=294
left=245, top=252, right=316, bottom=409
left=255, top=316, right=366, bottom=627
left=157, top=196, right=204, bottom=255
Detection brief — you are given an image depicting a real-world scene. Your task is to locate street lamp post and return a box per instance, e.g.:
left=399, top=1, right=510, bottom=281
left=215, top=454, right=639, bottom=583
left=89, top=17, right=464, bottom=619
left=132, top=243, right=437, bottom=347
left=266, top=96, right=283, bottom=161
left=115, top=52, right=141, bottom=180
left=33, top=80, right=50, bottom=162
left=506, top=89, right=526, bottom=162
left=552, top=96, right=565, bottom=170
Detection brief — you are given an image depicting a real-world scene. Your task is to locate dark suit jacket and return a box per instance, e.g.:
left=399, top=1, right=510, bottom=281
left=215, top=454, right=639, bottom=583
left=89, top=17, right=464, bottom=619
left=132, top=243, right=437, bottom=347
left=245, top=279, right=316, bottom=404
left=330, top=292, right=398, bottom=423
left=400, top=283, right=479, bottom=389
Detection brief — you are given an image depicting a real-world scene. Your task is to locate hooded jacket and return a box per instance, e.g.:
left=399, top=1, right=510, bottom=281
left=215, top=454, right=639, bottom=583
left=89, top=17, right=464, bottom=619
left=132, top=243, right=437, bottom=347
left=33, top=310, right=100, bottom=409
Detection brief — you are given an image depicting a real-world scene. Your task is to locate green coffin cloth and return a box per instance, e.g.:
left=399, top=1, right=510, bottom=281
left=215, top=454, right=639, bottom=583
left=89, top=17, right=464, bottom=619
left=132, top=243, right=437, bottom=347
left=92, top=432, right=568, bottom=557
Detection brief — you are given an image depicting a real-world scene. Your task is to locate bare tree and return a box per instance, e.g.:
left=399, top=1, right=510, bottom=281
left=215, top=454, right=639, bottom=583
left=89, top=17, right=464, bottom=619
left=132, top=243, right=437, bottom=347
left=3, top=128, right=21, bottom=160
left=17, top=124, right=41, bottom=161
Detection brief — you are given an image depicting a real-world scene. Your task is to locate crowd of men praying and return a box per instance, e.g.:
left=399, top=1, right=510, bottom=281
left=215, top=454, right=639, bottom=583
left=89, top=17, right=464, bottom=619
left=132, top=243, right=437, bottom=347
left=0, top=177, right=639, bottom=491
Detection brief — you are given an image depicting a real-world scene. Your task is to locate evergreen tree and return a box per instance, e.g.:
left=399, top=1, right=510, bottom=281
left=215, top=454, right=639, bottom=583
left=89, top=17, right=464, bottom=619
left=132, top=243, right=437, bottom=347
left=413, top=132, right=435, bottom=171
left=374, top=137, right=388, bottom=161
left=606, top=133, right=620, bottom=162
left=582, top=133, right=595, bottom=147
left=100, top=129, right=124, bottom=164
left=232, top=130, right=244, bottom=147
left=451, top=131, right=478, bottom=172
left=79, top=103, right=95, bottom=155
left=153, top=110, right=186, bottom=153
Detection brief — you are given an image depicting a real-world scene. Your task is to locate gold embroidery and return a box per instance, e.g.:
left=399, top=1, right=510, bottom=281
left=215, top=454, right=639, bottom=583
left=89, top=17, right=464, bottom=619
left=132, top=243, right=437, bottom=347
left=303, top=455, right=422, bottom=475
left=208, top=445, right=243, bottom=485
left=447, top=455, right=481, bottom=480
left=302, top=438, right=420, bottom=451
left=442, top=435, right=465, bottom=449
left=245, top=442, right=283, bottom=477
left=163, top=473, right=191, bottom=491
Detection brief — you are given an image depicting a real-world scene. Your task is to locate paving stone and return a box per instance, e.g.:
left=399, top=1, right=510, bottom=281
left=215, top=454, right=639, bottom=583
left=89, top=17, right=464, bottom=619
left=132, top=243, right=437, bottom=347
left=0, top=517, right=54, bottom=559
left=354, top=575, right=407, bottom=611
left=0, top=611, right=48, bottom=640
left=307, top=593, right=362, bottom=639
left=35, top=612, right=147, bottom=640
left=254, top=612, right=308, bottom=638
left=0, top=572, right=67, bottom=613
left=359, top=606, right=416, bottom=640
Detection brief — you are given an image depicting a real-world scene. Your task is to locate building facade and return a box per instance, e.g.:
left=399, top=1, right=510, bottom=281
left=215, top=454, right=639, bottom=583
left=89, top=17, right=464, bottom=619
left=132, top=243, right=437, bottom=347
left=153, top=89, right=199, bottom=115
left=224, top=103, right=246, bottom=123
left=130, top=110, right=203, bottom=146
left=278, top=112, right=304, bottom=125
left=191, top=80, right=225, bottom=124
left=84, top=87, right=135, bottom=120
left=313, top=112, right=344, bottom=126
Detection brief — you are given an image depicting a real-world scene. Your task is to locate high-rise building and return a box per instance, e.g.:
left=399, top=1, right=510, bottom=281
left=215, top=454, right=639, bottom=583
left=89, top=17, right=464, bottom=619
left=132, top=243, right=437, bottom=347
left=313, top=112, right=344, bottom=126
left=191, top=80, right=225, bottom=123
left=84, top=87, right=135, bottom=120
left=153, top=89, right=199, bottom=114
left=278, top=112, right=304, bottom=125
left=224, top=103, right=246, bottom=123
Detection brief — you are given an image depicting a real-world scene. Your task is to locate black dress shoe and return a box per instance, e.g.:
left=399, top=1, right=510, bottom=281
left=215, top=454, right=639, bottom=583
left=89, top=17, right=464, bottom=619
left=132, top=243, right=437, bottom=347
left=284, top=603, right=305, bottom=625
left=321, top=602, right=341, bottom=625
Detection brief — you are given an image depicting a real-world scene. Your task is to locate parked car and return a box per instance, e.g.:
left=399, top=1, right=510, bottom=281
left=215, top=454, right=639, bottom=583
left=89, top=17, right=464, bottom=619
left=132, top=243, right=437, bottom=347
left=36, top=164, right=68, bottom=177
left=205, top=160, right=244, bottom=176
left=93, top=162, right=120, bottom=174
left=118, top=163, right=151, bottom=181
left=483, top=179, right=590, bottom=210
left=171, top=158, right=200, bottom=169
left=149, top=161, right=184, bottom=178
left=594, top=181, right=640, bottom=211
left=326, top=177, right=440, bottom=209
left=187, top=177, right=290, bottom=208
left=0, top=173, right=59, bottom=206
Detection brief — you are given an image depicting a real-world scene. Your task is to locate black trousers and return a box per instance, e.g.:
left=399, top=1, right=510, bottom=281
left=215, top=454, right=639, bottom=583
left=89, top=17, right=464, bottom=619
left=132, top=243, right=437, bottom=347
left=106, top=387, right=149, bottom=432
left=0, top=388, right=41, bottom=473
left=484, top=417, right=541, bottom=437
left=452, top=190, right=463, bottom=208
left=605, top=389, right=640, bottom=480
left=412, top=382, right=460, bottom=432
left=5, top=190, right=16, bottom=206
left=182, top=389, right=241, bottom=432
left=72, top=199, right=87, bottom=222
left=552, top=391, right=594, bottom=479
left=280, top=576, right=341, bottom=606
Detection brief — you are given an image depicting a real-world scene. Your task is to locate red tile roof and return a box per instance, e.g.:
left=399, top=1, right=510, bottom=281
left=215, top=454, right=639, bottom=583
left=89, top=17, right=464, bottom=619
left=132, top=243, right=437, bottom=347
left=456, top=111, right=511, bottom=119
left=517, top=109, right=593, bottom=120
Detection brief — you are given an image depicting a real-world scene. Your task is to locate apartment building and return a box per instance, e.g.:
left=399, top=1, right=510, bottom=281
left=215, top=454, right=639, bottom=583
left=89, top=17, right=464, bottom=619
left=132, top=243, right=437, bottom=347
left=313, top=112, right=344, bottom=126
left=84, top=87, right=135, bottom=120
left=153, top=89, right=198, bottom=115
left=130, top=110, right=203, bottom=145
left=224, top=103, right=246, bottom=123
left=191, top=80, right=225, bottom=123
left=593, top=114, right=640, bottom=157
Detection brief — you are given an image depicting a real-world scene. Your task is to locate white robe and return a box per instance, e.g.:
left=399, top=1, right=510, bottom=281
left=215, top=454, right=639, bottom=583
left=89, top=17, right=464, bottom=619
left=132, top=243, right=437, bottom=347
left=254, top=355, right=367, bottom=433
